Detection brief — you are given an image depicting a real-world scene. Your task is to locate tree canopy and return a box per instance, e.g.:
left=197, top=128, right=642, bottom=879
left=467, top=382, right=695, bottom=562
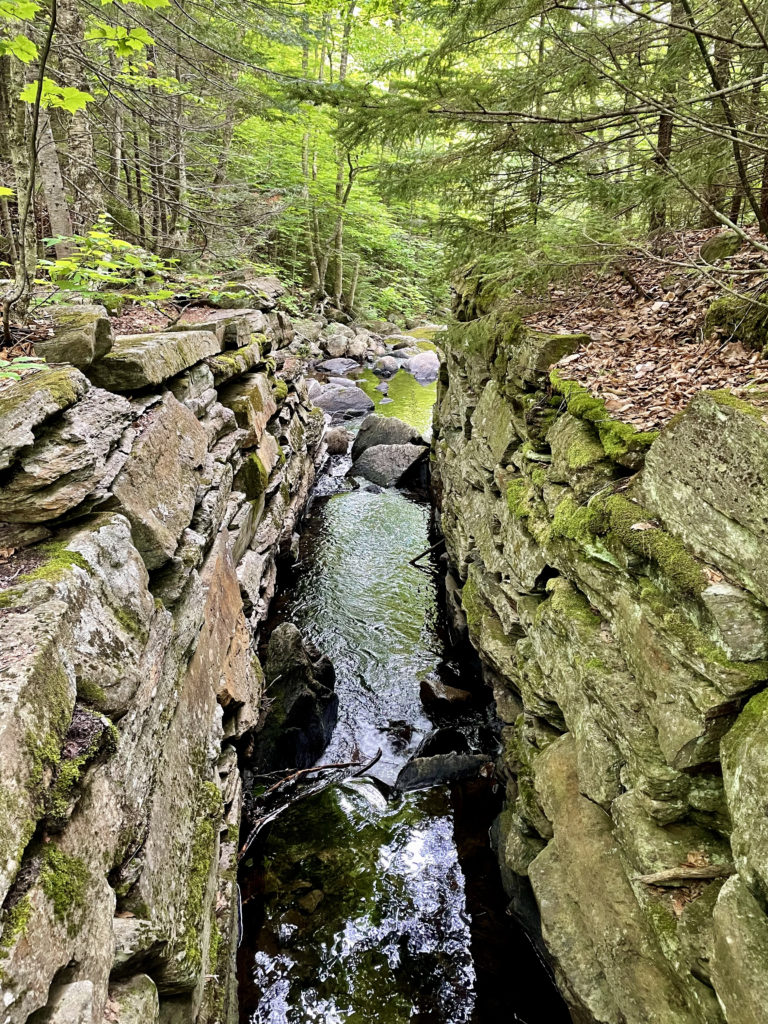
left=2, top=0, right=768, bottom=326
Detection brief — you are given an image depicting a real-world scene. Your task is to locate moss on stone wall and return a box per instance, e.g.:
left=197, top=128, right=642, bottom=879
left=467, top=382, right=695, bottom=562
left=550, top=370, right=658, bottom=461
left=40, top=846, right=90, bottom=934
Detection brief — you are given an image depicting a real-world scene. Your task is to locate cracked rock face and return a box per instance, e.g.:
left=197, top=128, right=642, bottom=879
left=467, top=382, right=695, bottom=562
left=108, top=393, right=208, bottom=569
left=0, top=387, right=133, bottom=523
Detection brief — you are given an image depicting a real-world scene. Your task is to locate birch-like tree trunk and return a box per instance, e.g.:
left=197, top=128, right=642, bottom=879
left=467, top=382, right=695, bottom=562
left=37, top=109, right=74, bottom=257
left=58, top=0, right=101, bottom=232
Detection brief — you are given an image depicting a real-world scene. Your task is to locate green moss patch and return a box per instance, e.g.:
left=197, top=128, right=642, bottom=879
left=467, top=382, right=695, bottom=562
left=704, top=295, right=768, bottom=351
left=507, top=479, right=534, bottom=519
left=550, top=490, right=707, bottom=597
left=550, top=370, right=658, bottom=461
left=40, top=846, right=90, bottom=933
left=601, top=494, right=707, bottom=597
left=551, top=494, right=606, bottom=546
left=540, top=577, right=601, bottom=631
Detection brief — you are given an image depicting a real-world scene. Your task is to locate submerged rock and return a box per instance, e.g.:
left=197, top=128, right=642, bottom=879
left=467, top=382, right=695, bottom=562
left=419, top=677, right=474, bottom=708
left=394, top=753, right=490, bottom=793
left=373, top=355, right=400, bottom=377
left=317, top=357, right=359, bottom=375
left=404, top=349, right=441, bottom=382
left=312, top=383, right=374, bottom=420
left=351, top=442, right=427, bottom=487
left=251, top=623, right=338, bottom=771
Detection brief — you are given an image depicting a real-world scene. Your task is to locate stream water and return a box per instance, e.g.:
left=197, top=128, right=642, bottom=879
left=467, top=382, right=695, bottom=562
left=238, top=345, right=570, bottom=1023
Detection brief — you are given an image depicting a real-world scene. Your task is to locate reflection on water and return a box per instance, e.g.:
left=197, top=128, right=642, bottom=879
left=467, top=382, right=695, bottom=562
left=274, top=489, right=439, bottom=785
left=250, top=784, right=475, bottom=1024
left=356, top=369, right=436, bottom=435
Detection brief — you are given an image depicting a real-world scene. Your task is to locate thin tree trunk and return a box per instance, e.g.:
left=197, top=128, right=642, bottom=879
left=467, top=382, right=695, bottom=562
left=1, top=197, right=18, bottom=264
left=130, top=121, right=147, bottom=245
left=58, top=0, right=101, bottom=232
left=649, top=0, right=685, bottom=234
left=0, top=55, right=39, bottom=319
left=36, top=109, right=74, bottom=257
left=348, top=256, right=361, bottom=309
left=331, top=3, right=354, bottom=306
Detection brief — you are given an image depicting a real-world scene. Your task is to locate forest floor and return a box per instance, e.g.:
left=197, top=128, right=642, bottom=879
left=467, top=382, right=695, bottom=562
left=527, top=226, right=768, bottom=430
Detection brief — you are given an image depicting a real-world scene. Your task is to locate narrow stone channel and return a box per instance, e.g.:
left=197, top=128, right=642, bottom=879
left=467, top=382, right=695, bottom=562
left=238, top=356, right=570, bottom=1023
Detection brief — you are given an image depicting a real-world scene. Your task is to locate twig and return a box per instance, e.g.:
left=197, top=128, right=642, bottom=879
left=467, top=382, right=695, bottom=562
left=237, top=748, right=382, bottom=861
left=635, top=864, right=734, bottom=886
left=409, top=537, right=446, bottom=567
left=618, top=265, right=652, bottom=300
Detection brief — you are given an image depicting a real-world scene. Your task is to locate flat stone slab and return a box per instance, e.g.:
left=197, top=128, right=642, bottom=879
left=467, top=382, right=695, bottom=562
left=317, top=357, right=359, bottom=375
left=0, top=364, right=89, bottom=470
left=206, top=337, right=263, bottom=384
left=35, top=304, right=114, bottom=368
left=0, top=387, right=133, bottom=523
left=89, top=330, right=222, bottom=391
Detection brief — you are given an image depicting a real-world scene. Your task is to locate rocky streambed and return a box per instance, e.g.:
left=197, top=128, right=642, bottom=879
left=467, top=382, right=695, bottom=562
left=237, top=349, right=570, bottom=1023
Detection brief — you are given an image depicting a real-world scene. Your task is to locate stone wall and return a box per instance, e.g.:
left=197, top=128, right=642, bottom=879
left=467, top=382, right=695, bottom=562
left=0, top=305, right=325, bottom=1022
left=432, top=277, right=768, bottom=1024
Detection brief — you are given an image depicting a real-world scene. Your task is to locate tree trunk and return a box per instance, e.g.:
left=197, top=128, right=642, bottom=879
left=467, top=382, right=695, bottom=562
left=649, top=0, right=685, bottom=234
left=37, top=109, right=74, bottom=257
left=0, top=55, right=38, bottom=319
left=58, top=0, right=101, bottom=232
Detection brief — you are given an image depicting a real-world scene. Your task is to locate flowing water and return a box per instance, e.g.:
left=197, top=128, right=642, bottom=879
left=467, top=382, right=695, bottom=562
left=238, top=341, right=570, bottom=1024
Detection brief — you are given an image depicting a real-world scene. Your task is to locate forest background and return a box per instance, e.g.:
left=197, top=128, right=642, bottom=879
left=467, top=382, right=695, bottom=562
left=2, top=0, right=768, bottom=330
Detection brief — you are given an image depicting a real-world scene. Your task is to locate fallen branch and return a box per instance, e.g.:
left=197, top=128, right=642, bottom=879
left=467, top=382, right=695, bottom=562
left=238, top=748, right=382, bottom=862
left=409, top=537, right=446, bottom=567
left=635, top=863, right=734, bottom=886
left=618, top=264, right=652, bottom=299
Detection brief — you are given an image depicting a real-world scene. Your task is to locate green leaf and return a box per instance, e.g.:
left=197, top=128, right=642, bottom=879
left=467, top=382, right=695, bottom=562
left=0, top=33, right=38, bottom=62
left=0, top=1, right=40, bottom=19
left=20, top=79, right=94, bottom=113
left=0, top=186, right=13, bottom=198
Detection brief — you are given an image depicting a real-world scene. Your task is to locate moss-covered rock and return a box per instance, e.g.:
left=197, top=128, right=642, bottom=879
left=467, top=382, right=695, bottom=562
left=700, top=231, right=743, bottom=264
left=639, top=388, right=768, bottom=604
left=0, top=364, right=89, bottom=472
left=89, top=330, right=223, bottom=391
left=551, top=370, right=658, bottom=466
left=35, top=304, right=114, bottom=368
left=711, top=875, right=768, bottom=1024
left=704, top=294, right=768, bottom=350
